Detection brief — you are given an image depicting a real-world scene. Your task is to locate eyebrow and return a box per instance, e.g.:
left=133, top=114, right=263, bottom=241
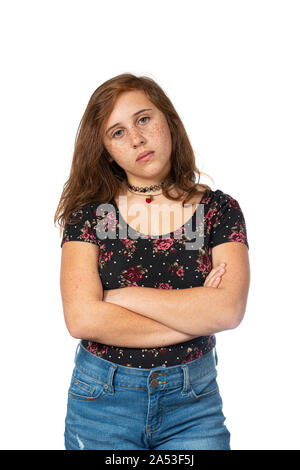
left=105, top=108, right=153, bottom=135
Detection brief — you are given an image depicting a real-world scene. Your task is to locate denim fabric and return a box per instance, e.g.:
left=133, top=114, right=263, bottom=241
left=64, top=340, right=231, bottom=450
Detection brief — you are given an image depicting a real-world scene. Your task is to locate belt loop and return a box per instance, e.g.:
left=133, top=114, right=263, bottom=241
left=74, top=341, right=80, bottom=362
left=181, top=365, right=191, bottom=396
left=214, top=348, right=218, bottom=366
left=106, top=365, right=117, bottom=395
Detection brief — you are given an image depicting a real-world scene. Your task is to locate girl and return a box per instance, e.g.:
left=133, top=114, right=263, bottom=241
left=55, top=73, right=250, bottom=450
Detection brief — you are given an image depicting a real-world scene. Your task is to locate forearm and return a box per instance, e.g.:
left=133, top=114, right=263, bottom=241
left=114, top=286, right=236, bottom=336
left=76, top=300, right=199, bottom=348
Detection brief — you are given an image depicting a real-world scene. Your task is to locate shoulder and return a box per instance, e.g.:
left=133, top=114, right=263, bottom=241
left=72, top=200, right=115, bottom=218
left=65, top=199, right=115, bottom=230
left=180, top=184, right=213, bottom=204
left=67, top=202, right=98, bottom=224
left=203, top=188, right=242, bottom=211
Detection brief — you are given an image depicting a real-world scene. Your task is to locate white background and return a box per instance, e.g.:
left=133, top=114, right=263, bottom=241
left=1, top=0, right=299, bottom=450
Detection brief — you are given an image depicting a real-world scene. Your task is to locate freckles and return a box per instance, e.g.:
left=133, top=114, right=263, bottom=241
left=149, top=122, right=169, bottom=140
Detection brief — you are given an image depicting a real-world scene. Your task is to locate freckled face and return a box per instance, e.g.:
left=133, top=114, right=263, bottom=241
left=102, top=90, right=172, bottom=181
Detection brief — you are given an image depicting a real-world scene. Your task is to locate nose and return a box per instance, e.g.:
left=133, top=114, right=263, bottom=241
left=129, top=127, right=146, bottom=147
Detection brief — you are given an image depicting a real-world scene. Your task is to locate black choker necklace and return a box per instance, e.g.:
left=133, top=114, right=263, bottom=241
left=126, top=182, right=165, bottom=203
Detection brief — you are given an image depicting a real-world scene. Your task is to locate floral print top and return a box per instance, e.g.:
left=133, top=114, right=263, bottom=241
left=61, top=188, right=249, bottom=368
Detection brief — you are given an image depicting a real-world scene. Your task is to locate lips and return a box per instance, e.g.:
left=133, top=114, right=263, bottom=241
left=137, top=151, right=154, bottom=161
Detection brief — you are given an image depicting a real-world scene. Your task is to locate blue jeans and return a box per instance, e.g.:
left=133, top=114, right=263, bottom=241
left=64, top=340, right=231, bottom=450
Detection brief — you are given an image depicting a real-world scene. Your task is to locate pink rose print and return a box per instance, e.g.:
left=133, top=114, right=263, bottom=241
left=206, top=208, right=217, bottom=221
left=98, top=243, right=113, bottom=268
left=212, top=216, right=220, bottom=228
left=95, top=209, right=118, bottom=232
left=119, top=265, right=148, bottom=287
left=82, top=225, right=97, bottom=243
left=120, top=238, right=138, bottom=258
left=154, top=238, right=174, bottom=250
left=199, top=253, right=211, bottom=272
left=173, top=226, right=185, bottom=239
left=154, top=283, right=173, bottom=289
left=181, top=347, right=203, bottom=363
left=227, top=196, right=241, bottom=210
left=230, top=232, right=246, bottom=243
left=202, top=194, right=212, bottom=204
left=123, top=266, right=144, bottom=282
left=87, top=342, right=109, bottom=356
left=122, top=239, right=134, bottom=248
left=176, top=269, right=184, bottom=277
left=166, top=261, right=185, bottom=279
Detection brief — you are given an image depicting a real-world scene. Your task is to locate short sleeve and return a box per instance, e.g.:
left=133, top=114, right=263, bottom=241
left=209, top=191, right=249, bottom=249
left=60, top=203, right=99, bottom=248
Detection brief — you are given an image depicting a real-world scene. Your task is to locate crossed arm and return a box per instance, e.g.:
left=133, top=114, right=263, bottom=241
left=103, top=242, right=250, bottom=336
left=61, top=241, right=250, bottom=347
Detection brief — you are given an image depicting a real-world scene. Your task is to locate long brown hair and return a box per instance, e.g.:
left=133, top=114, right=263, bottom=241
left=54, top=73, right=213, bottom=237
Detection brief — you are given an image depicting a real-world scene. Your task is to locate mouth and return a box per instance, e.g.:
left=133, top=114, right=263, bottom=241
left=136, top=151, right=154, bottom=162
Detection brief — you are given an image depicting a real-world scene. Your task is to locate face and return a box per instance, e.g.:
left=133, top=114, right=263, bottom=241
left=102, top=89, right=172, bottom=191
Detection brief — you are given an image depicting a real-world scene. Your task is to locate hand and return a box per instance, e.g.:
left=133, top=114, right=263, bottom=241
left=204, top=263, right=226, bottom=288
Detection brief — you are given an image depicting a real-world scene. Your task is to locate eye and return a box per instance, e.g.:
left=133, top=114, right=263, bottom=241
left=112, top=129, right=123, bottom=139
left=139, top=116, right=150, bottom=124
left=111, top=116, right=150, bottom=139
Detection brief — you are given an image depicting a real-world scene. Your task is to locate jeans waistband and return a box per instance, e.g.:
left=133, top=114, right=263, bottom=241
left=73, top=340, right=218, bottom=395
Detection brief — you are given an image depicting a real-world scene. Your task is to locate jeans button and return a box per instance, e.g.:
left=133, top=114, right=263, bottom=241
left=151, top=379, right=158, bottom=387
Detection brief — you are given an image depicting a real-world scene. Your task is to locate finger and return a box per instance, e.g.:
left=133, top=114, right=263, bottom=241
left=211, top=274, right=223, bottom=288
left=206, top=266, right=225, bottom=283
left=204, top=273, right=218, bottom=287
left=204, top=267, right=225, bottom=287
left=207, top=266, right=220, bottom=279
left=204, top=275, right=220, bottom=288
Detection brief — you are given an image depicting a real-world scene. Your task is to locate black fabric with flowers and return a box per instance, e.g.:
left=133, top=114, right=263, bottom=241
left=61, top=188, right=249, bottom=368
